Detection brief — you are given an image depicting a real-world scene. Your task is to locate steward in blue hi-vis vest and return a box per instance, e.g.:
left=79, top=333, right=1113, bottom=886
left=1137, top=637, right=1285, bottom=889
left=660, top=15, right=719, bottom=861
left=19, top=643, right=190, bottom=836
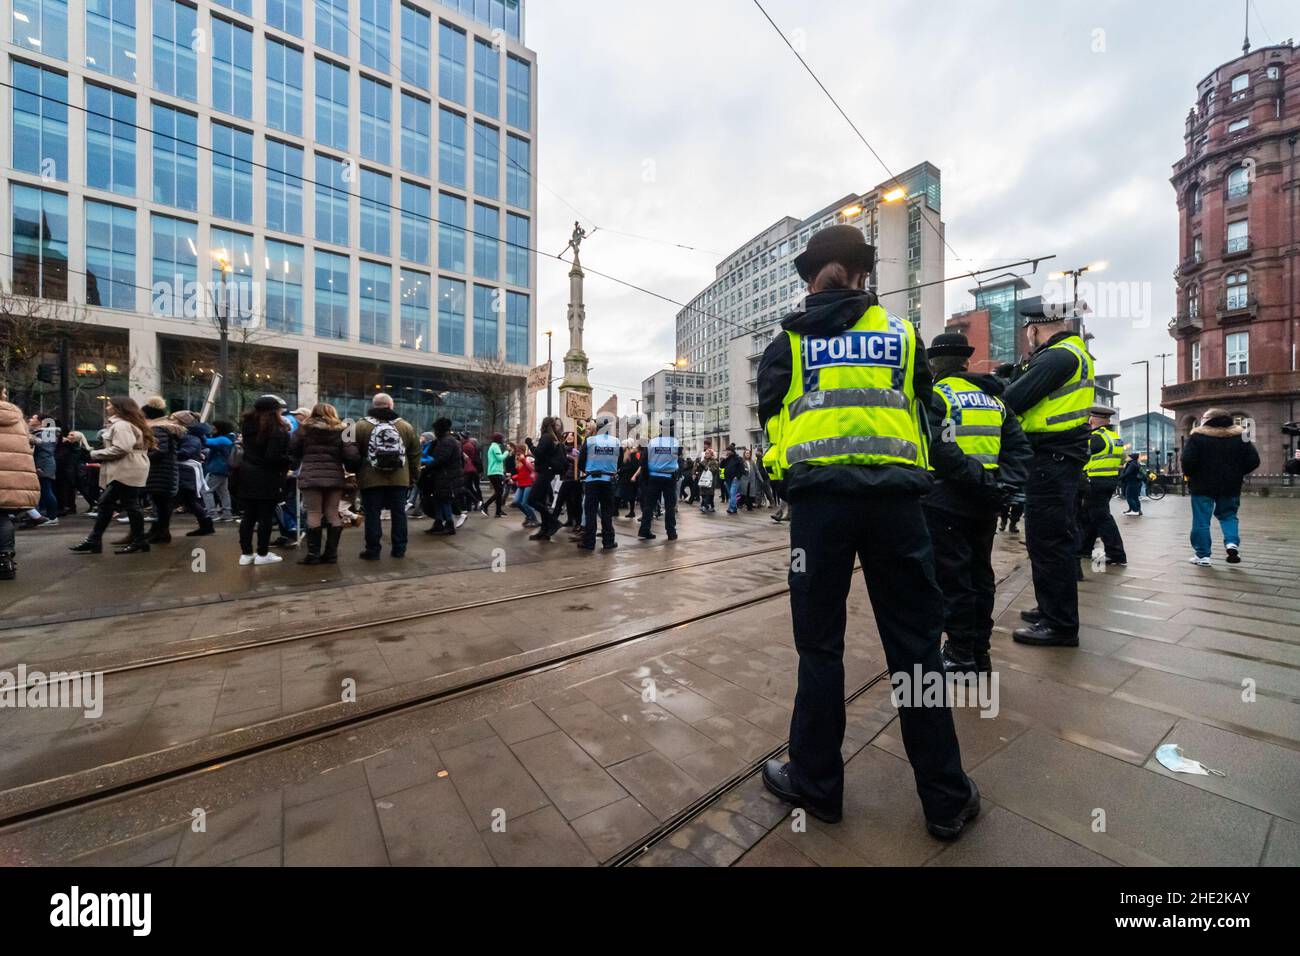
left=647, top=435, right=681, bottom=478
left=583, top=432, right=620, bottom=482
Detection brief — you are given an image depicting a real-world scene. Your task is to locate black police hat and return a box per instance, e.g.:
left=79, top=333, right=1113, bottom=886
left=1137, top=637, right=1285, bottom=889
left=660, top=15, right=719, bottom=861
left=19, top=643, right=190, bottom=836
left=1019, top=295, right=1069, bottom=326
left=1088, top=404, right=1117, bottom=417
left=928, top=332, right=975, bottom=358
left=794, top=225, right=877, bottom=283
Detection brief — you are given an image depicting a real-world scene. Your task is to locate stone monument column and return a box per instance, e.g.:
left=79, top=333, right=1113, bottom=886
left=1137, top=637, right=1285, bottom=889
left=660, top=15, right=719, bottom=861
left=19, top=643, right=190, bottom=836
left=558, top=221, right=593, bottom=430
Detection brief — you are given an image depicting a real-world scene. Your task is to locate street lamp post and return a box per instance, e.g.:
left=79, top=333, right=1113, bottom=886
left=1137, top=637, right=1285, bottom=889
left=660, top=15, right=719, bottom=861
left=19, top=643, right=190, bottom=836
left=666, top=359, right=687, bottom=438
left=544, top=330, right=553, bottom=418
left=1049, top=261, right=1107, bottom=333
left=1132, top=359, right=1151, bottom=467
left=209, top=252, right=234, bottom=419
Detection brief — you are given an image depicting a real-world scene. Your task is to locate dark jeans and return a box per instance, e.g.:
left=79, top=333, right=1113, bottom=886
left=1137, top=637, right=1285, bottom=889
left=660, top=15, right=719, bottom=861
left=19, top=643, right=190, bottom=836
left=361, top=485, right=410, bottom=555
left=0, top=510, right=15, bottom=554
left=89, top=482, right=144, bottom=544
left=559, top=479, right=583, bottom=525
left=37, top=475, right=59, bottom=518
left=638, top=476, right=677, bottom=536
left=239, top=498, right=277, bottom=556
left=787, top=492, right=967, bottom=821
left=484, top=474, right=506, bottom=515
left=582, top=481, right=617, bottom=547
left=1024, top=452, right=1083, bottom=633
left=1077, top=482, right=1126, bottom=562
left=1123, top=480, right=1142, bottom=514
left=923, top=506, right=998, bottom=653
left=528, top=479, right=559, bottom=534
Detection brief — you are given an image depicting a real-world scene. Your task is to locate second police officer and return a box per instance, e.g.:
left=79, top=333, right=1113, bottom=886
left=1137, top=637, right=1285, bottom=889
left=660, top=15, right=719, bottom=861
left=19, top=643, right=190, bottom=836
left=578, top=416, right=621, bottom=551
left=638, top=421, right=680, bottom=541
left=1077, top=405, right=1127, bottom=566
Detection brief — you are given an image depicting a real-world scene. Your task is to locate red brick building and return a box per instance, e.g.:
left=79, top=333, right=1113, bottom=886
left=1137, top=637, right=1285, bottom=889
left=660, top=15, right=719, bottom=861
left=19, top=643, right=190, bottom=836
left=1166, top=41, right=1300, bottom=475
left=944, top=308, right=996, bottom=372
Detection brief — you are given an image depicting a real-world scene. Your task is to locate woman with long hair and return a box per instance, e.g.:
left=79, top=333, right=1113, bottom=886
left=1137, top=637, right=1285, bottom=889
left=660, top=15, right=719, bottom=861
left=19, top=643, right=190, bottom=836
left=509, top=441, right=539, bottom=526
left=527, top=416, right=564, bottom=540
left=482, top=432, right=508, bottom=517
left=70, top=396, right=155, bottom=554
left=290, top=402, right=357, bottom=564
left=237, top=395, right=292, bottom=565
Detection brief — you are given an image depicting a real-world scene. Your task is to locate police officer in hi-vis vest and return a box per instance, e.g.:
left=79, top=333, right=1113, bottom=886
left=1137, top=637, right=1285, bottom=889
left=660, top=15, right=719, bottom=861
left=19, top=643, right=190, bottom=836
left=1076, top=405, right=1127, bottom=565
left=638, top=422, right=681, bottom=540
left=578, top=416, right=622, bottom=551
left=756, top=225, right=979, bottom=839
left=922, top=332, right=1032, bottom=675
left=1003, top=302, right=1096, bottom=646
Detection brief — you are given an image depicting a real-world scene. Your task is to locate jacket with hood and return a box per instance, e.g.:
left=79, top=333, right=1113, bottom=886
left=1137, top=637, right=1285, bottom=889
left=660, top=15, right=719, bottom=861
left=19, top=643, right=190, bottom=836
left=237, top=418, right=292, bottom=500
left=923, top=371, right=1033, bottom=518
left=1002, top=330, right=1092, bottom=462
left=422, top=432, right=465, bottom=499
left=290, top=418, right=358, bottom=489
left=144, top=418, right=186, bottom=496
left=92, top=417, right=150, bottom=489
left=1181, top=418, right=1260, bottom=498
left=28, top=424, right=57, bottom=478
left=757, top=288, right=937, bottom=499
left=0, top=400, right=40, bottom=511
left=352, top=406, right=420, bottom=490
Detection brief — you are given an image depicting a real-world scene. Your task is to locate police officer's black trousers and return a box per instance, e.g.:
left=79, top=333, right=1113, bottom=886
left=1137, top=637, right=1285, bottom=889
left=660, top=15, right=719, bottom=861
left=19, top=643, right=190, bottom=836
left=1077, top=482, right=1125, bottom=562
left=787, top=493, right=968, bottom=822
left=923, top=506, right=998, bottom=654
left=638, top=477, right=676, bottom=536
left=1024, top=452, right=1082, bottom=634
left=582, top=481, right=616, bottom=547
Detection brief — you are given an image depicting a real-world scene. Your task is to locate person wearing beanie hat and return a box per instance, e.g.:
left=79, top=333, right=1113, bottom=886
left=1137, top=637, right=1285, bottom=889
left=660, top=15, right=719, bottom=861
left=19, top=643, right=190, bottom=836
left=1119, top=451, right=1145, bottom=516
left=1180, top=407, right=1259, bottom=566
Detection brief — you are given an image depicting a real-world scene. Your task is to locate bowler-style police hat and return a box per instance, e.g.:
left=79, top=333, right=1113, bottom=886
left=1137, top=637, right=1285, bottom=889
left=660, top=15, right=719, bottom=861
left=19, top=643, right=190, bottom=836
left=794, top=225, right=877, bottom=283
left=928, top=332, right=975, bottom=358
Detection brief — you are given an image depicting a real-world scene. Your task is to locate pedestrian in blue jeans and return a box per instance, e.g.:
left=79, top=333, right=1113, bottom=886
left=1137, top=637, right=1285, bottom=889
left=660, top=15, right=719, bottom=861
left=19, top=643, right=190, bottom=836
left=1119, top=453, right=1144, bottom=516
left=1180, top=407, right=1259, bottom=566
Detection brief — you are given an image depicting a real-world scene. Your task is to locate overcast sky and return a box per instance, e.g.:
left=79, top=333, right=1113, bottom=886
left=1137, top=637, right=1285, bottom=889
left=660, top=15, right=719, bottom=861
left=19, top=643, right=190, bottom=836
left=525, top=0, right=1296, bottom=419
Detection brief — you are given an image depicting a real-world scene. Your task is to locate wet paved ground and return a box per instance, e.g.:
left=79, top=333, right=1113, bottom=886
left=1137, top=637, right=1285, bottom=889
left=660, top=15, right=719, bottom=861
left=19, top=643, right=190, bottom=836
left=0, top=494, right=1297, bottom=866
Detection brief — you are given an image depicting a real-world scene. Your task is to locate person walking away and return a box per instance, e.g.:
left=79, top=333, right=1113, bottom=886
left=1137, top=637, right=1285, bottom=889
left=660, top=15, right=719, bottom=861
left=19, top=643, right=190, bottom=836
left=202, top=420, right=236, bottom=520
left=483, top=433, right=508, bottom=517
left=290, top=403, right=357, bottom=563
left=922, top=332, right=1032, bottom=676
left=1181, top=407, right=1260, bottom=566
left=20, top=414, right=59, bottom=527
left=63, top=430, right=98, bottom=514
left=139, top=397, right=185, bottom=543
left=1077, top=406, right=1127, bottom=565
left=461, top=433, right=485, bottom=513
left=578, top=417, right=621, bottom=551
left=0, top=390, right=41, bottom=579
left=696, top=448, right=720, bottom=513
left=721, top=444, right=745, bottom=514
left=423, top=417, right=464, bottom=535
left=617, top=441, right=641, bottom=519
left=235, top=395, right=292, bottom=565
left=170, top=410, right=216, bottom=537
left=510, top=443, right=539, bottom=526
left=755, top=225, right=977, bottom=837
left=527, top=417, right=566, bottom=540
left=54, top=423, right=81, bottom=515
left=638, top=423, right=681, bottom=540
left=70, top=396, right=154, bottom=555
left=1119, top=452, right=1144, bottom=516
left=1002, top=303, right=1095, bottom=648
left=353, top=393, right=420, bottom=559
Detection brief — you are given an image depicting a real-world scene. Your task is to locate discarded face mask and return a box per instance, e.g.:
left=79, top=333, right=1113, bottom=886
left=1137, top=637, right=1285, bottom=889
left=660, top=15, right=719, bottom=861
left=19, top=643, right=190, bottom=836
left=1155, top=744, right=1225, bottom=777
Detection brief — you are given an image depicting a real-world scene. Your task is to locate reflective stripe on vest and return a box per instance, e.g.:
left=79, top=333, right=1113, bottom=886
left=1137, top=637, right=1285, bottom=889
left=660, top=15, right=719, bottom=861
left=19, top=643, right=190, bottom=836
left=1019, top=335, right=1096, bottom=433
left=778, top=304, right=924, bottom=470
left=1084, top=426, right=1124, bottom=478
left=647, top=436, right=680, bottom=477
left=763, top=413, right=785, bottom=479
left=584, top=434, right=620, bottom=481
left=934, top=376, right=1005, bottom=471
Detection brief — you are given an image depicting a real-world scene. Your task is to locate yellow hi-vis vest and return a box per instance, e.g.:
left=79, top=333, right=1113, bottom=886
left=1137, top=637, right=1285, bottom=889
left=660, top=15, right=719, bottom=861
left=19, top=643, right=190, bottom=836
left=778, top=304, right=926, bottom=470
left=1084, top=426, right=1125, bottom=479
left=762, top=413, right=785, bottom=480
left=1019, top=334, right=1096, bottom=434
left=934, top=375, right=1005, bottom=470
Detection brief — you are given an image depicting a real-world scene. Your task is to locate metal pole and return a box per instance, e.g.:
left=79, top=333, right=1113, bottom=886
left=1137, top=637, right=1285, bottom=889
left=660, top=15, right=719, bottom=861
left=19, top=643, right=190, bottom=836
left=218, top=269, right=230, bottom=419
left=58, top=333, right=71, bottom=430
left=545, top=332, right=552, bottom=418
left=1145, top=361, right=1151, bottom=466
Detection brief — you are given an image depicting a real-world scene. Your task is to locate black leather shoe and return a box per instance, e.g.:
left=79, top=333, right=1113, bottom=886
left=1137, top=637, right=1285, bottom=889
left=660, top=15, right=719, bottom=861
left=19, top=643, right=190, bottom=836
left=926, top=777, right=981, bottom=840
left=1012, top=624, right=1079, bottom=647
left=638, top=531, right=655, bottom=540
left=974, top=651, right=993, bottom=673
left=1019, top=607, right=1044, bottom=624
left=940, top=642, right=979, bottom=676
left=358, top=550, right=380, bottom=560
left=761, top=759, right=841, bottom=824
left=69, top=541, right=102, bottom=554
left=666, top=532, right=677, bottom=540
left=602, top=542, right=618, bottom=550
left=528, top=531, right=551, bottom=541
left=576, top=543, right=595, bottom=551
left=114, top=542, right=150, bottom=554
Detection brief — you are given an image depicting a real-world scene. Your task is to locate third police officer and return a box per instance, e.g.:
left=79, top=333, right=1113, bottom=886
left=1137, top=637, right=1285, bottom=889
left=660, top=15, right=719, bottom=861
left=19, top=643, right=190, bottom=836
left=1077, top=405, right=1127, bottom=566
left=578, top=416, right=621, bottom=551
left=638, top=420, right=680, bottom=541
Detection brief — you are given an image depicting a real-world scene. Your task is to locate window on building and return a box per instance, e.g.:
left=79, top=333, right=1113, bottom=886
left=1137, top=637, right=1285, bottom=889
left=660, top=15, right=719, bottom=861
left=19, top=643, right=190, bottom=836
left=1189, top=184, right=1202, bottom=215
left=1230, top=72, right=1249, bottom=94
left=211, top=122, right=253, bottom=223
left=474, top=37, right=499, bottom=118
left=1227, top=117, right=1250, bottom=133
left=473, top=203, right=499, bottom=280
left=400, top=92, right=431, bottom=176
left=399, top=268, right=430, bottom=351
left=315, top=57, right=349, bottom=150
left=266, top=38, right=303, bottom=134
left=505, top=133, right=529, bottom=208
left=359, top=0, right=390, bottom=72
left=400, top=180, right=431, bottom=264
left=506, top=290, right=528, bottom=364
left=359, top=260, right=391, bottom=345
left=1187, top=284, right=1199, bottom=319
left=266, top=0, right=301, bottom=36
left=1190, top=340, right=1201, bottom=381
left=355, top=168, right=389, bottom=256
left=12, top=62, right=68, bottom=180
left=314, top=249, right=348, bottom=339
left=85, top=199, right=135, bottom=310
left=152, top=0, right=197, bottom=100
left=438, top=192, right=465, bottom=273
left=506, top=54, right=530, bottom=130
left=266, top=138, right=303, bottom=234
left=438, top=106, right=466, bottom=188
left=1225, top=271, right=1248, bottom=310
left=1226, top=218, right=1249, bottom=253
left=10, top=184, right=67, bottom=300
left=360, top=75, right=392, bottom=165
left=472, top=284, right=497, bottom=358
left=1192, top=235, right=1202, bottom=263
left=210, top=225, right=254, bottom=323
left=439, top=21, right=466, bottom=104
left=150, top=213, right=196, bottom=317
left=1226, top=164, right=1250, bottom=199
left=471, top=120, right=500, bottom=199
left=314, top=153, right=349, bottom=246
left=12, top=0, right=68, bottom=60
left=211, top=17, right=253, bottom=118
left=152, top=103, right=198, bottom=211
left=505, top=212, right=528, bottom=286
left=400, top=3, right=430, bottom=88
left=1225, top=331, right=1248, bottom=375
left=437, top=276, right=465, bottom=355
left=264, top=239, right=303, bottom=332
left=85, top=84, right=135, bottom=196
left=86, top=0, right=136, bottom=81
left=214, top=0, right=251, bottom=13
left=315, top=0, right=348, bottom=55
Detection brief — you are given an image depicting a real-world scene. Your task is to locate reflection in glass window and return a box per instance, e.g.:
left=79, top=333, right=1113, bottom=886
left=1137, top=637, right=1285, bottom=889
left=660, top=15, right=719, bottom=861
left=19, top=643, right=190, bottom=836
left=400, top=268, right=430, bottom=351
left=315, top=57, right=349, bottom=150
left=359, top=168, right=391, bottom=255
left=267, top=0, right=302, bottom=37
left=473, top=284, right=497, bottom=358
left=438, top=107, right=466, bottom=188
left=506, top=290, right=528, bottom=364
left=474, top=37, right=499, bottom=118
left=473, top=202, right=498, bottom=280
left=506, top=55, right=530, bottom=131
left=266, top=139, right=303, bottom=234
left=86, top=83, right=135, bottom=195
left=264, top=239, right=304, bottom=333
left=360, top=260, right=391, bottom=345
left=85, top=200, right=135, bottom=310
left=439, top=22, right=466, bottom=104
left=505, top=133, right=529, bottom=208
left=1225, top=331, right=1248, bottom=375
left=86, top=0, right=136, bottom=81
left=505, top=212, right=528, bottom=286
left=401, top=180, right=431, bottom=264
left=437, top=276, right=465, bottom=356
left=315, top=0, right=348, bottom=55
left=12, top=0, right=69, bottom=60
left=474, top=120, right=499, bottom=199
left=360, top=76, right=392, bottom=164
left=400, top=92, right=431, bottom=176
left=152, top=103, right=198, bottom=211
left=152, top=0, right=197, bottom=100
left=359, top=0, right=390, bottom=72
left=314, top=249, right=349, bottom=339
left=12, top=62, right=68, bottom=180
left=266, top=38, right=303, bottom=134
left=438, top=192, right=465, bottom=273
left=212, top=122, right=253, bottom=223
left=11, top=184, right=69, bottom=300
left=211, top=17, right=253, bottom=118
left=400, top=3, right=430, bottom=88
left=150, top=213, right=197, bottom=317
left=314, top=152, right=349, bottom=246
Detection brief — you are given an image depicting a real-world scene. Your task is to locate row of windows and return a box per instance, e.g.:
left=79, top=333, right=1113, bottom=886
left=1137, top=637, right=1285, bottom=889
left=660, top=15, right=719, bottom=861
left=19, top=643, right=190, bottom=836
left=11, top=183, right=531, bottom=362
left=1188, top=332, right=1249, bottom=381
left=1183, top=270, right=1253, bottom=316
left=1186, top=161, right=1256, bottom=215
left=15, top=0, right=532, bottom=131
left=11, top=58, right=533, bottom=209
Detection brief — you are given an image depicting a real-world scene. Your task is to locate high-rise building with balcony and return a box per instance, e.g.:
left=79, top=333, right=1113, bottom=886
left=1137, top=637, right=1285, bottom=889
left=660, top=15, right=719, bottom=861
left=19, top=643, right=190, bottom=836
left=2, top=0, right=536, bottom=434
left=1166, top=40, right=1300, bottom=475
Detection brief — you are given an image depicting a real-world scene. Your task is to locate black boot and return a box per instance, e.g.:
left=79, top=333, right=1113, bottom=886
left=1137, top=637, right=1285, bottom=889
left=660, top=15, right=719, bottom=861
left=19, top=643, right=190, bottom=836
left=1012, top=623, right=1079, bottom=647
left=115, top=540, right=150, bottom=555
left=0, top=552, right=15, bottom=580
left=69, top=540, right=102, bottom=554
left=321, top=526, right=342, bottom=563
left=299, top=527, right=323, bottom=564
left=186, top=520, right=216, bottom=537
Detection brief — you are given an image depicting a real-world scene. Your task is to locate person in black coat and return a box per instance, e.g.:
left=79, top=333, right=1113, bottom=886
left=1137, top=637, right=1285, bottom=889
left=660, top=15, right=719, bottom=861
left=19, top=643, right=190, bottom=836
left=170, top=410, right=215, bottom=537
left=140, top=397, right=186, bottom=543
left=1119, top=453, right=1145, bottom=516
left=528, top=416, right=566, bottom=540
left=237, top=395, right=292, bottom=563
left=422, top=417, right=465, bottom=535
left=1180, top=407, right=1260, bottom=565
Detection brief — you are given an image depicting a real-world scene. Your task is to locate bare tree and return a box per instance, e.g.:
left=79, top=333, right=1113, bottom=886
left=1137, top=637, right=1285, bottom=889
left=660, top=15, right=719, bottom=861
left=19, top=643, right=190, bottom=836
left=0, top=289, right=93, bottom=415
left=440, top=352, right=525, bottom=438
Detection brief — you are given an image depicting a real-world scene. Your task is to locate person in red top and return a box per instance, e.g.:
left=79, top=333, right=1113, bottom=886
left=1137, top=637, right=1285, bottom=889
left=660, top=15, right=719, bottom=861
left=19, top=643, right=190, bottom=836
left=510, top=442, right=539, bottom=527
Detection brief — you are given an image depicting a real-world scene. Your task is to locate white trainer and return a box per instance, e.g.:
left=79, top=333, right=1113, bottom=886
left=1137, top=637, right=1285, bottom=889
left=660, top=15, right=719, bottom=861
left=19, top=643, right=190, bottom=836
left=254, top=553, right=283, bottom=565
left=1187, top=555, right=1211, bottom=567
left=239, top=554, right=256, bottom=566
